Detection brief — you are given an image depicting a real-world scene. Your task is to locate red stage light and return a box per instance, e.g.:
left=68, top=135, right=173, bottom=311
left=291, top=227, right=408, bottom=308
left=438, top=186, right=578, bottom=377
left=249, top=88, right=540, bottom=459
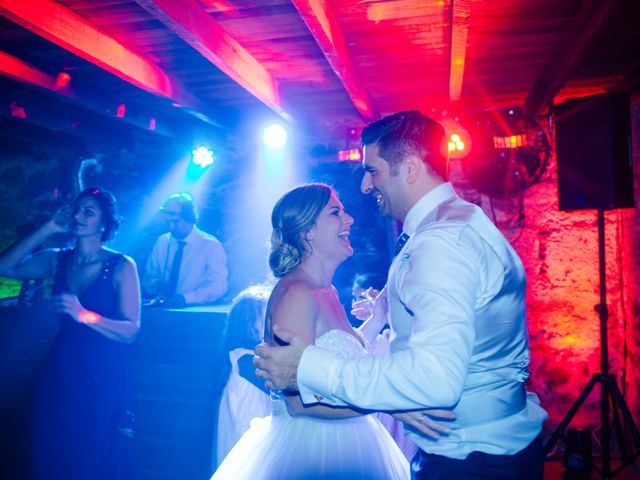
left=448, top=133, right=466, bottom=154
left=439, top=117, right=472, bottom=160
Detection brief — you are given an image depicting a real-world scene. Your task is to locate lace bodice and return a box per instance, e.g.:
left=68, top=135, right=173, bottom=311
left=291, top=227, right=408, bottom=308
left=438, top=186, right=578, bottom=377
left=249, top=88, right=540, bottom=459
left=315, top=329, right=367, bottom=360
left=270, top=328, right=369, bottom=415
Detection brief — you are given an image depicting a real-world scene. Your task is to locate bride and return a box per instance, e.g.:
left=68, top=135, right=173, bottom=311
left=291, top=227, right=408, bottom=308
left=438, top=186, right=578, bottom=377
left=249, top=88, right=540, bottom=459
left=213, top=183, right=442, bottom=479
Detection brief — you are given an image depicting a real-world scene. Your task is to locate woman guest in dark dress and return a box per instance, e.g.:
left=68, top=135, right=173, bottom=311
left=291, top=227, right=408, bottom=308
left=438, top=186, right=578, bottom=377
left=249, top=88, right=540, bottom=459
left=0, top=187, right=141, bottom=480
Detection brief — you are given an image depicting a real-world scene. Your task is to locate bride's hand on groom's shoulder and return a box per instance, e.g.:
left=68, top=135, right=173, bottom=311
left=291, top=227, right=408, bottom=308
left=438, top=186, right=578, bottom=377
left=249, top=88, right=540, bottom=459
left=253, top=326, right=309, bottom=391
left=392, top=409, right=456, bottom=440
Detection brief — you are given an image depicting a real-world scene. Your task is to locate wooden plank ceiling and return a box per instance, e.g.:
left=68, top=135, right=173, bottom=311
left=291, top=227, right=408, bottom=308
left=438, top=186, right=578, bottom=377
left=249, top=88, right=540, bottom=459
left=0, top=0, right=638, bottom=144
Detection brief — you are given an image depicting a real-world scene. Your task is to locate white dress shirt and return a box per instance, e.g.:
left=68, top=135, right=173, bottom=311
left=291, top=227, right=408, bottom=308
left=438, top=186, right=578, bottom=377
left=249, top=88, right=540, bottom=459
left=143, top=226, right=228, bottom=305
left=298, top=182, right=547, bottom=459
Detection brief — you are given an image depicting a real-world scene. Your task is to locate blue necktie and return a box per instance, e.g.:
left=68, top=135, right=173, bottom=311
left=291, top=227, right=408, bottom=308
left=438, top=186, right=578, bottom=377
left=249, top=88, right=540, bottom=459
left=394, top=232, right=410, bottom=256
left=167, top=240, right=186, bottom=296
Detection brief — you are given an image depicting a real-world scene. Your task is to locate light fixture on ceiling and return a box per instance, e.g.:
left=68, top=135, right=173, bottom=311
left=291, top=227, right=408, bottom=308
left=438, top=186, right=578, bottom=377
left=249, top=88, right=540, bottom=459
left=262, top=123, right=288, bottom=149
left=439, top=115, right=472, bottom=160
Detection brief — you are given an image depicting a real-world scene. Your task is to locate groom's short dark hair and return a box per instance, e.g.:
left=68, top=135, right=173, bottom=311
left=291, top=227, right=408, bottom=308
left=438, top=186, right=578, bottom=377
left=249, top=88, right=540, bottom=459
left=362, top=110, right=448, bottom=180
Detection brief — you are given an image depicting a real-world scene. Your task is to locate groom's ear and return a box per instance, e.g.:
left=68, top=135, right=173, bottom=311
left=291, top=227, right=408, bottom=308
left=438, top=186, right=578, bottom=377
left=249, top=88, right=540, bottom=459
left=403, top=155, right=421, bottom=184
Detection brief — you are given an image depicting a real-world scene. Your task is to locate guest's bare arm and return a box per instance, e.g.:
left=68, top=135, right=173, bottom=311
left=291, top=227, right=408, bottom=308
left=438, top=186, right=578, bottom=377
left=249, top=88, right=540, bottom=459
left=0, top=208, right=70, bottom=279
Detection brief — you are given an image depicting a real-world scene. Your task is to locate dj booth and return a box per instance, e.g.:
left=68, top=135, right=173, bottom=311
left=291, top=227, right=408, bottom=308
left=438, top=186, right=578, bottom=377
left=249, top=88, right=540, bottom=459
left=0, top=304, right=230, bottom=479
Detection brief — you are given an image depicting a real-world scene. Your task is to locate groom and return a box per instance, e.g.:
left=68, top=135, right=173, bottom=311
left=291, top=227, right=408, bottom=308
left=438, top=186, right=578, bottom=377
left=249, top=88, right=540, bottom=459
left=255, top=111, right=547, bottom=479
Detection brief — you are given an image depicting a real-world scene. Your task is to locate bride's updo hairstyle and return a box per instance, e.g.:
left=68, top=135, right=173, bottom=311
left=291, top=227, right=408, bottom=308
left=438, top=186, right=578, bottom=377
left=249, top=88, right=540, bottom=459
left=269, top=183, right=332, bottom=278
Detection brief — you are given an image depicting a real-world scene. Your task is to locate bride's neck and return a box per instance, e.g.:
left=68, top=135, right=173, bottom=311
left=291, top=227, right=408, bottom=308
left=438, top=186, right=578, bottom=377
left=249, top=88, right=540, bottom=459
left=297, top=258, right=336, bottom=288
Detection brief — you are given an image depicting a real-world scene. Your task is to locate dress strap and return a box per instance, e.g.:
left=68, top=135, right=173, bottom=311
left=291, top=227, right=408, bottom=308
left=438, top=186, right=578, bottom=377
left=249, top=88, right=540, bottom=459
left=101, top=252, right=124, bottom=281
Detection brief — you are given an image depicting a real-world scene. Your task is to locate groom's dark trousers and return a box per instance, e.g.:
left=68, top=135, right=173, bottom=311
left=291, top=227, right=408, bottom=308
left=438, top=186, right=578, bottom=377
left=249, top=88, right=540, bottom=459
left=411, top=434, right=544, bottom=480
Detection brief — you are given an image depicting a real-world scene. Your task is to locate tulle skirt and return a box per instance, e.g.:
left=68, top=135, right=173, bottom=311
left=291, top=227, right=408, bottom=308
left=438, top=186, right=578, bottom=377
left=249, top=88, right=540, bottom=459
left=212, top=408, right=409, bottom=480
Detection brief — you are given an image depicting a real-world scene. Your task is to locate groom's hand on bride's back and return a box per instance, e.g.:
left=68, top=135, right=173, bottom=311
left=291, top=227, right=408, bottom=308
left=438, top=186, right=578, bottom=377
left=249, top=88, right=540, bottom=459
left=392, top=409, right=456, bottom=440
left=254, top=326, right=309, bottom=391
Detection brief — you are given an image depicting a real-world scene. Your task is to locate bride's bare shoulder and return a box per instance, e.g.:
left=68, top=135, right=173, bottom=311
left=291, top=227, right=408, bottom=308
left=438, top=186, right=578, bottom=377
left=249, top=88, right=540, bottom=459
left=270, top=277, right=316, bottom=305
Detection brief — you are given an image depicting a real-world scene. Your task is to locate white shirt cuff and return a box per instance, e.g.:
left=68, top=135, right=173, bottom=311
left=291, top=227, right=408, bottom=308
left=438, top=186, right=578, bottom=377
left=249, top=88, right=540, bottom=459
left=297, top=345, right=345, bottom=406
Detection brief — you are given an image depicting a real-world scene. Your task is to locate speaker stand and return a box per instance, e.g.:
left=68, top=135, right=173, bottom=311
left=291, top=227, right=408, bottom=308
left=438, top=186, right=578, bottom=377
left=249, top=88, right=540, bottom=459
left=544, top=209, right=640, bottom=479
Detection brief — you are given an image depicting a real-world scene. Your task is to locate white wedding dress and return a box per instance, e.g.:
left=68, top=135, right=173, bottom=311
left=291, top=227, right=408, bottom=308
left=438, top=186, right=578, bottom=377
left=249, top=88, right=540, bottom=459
left=211, top=329, right=410, bottom=480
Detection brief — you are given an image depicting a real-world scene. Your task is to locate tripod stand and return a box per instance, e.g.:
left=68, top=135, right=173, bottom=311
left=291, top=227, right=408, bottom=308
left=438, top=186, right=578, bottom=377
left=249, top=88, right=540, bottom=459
left=544, top=209, right=640, bottom=478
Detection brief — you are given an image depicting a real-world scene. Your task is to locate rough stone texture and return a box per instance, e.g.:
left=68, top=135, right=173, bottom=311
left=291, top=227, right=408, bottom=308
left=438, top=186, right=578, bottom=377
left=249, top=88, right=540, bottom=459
left=624, top=98, right=640, bottom=429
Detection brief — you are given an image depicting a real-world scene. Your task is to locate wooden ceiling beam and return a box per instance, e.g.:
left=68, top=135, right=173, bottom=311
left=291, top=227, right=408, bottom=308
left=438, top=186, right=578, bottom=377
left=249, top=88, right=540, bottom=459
left=523, top=0, right=624, bottom=115
left=134, top=0, right=289, bottom=122
left=0, top=50, right=56, bottom=91
left=449, top=0, right=471, bottom=103
left=0, top=0, right=222, bottom=127
left=0, top=49, right=179, bottom=137
left=292, top=0, right=377, bottom=121
left=0, top=0, right=182, bottom=99
left=0, top=78, right=164, bottom=145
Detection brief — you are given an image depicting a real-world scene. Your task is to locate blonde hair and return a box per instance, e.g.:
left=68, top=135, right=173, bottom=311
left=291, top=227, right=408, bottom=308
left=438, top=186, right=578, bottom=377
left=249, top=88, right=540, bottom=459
left=268, top=183, right=332, bottom=277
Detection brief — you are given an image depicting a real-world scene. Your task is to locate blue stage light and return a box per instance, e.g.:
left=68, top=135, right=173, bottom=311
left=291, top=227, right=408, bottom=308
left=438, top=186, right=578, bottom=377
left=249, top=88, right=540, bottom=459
left=262, top=124, right=287, bottom=148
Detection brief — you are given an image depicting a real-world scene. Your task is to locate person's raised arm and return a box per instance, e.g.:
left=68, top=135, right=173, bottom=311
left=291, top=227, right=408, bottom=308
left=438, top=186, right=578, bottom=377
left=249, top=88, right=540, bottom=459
left=53, top=255, right=141, bottom=343
left=0, top=207, right=71, bottom=280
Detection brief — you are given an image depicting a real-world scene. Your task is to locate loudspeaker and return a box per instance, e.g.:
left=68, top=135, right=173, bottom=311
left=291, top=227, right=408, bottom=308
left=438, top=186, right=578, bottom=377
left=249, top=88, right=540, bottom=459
left=555, top=92, right=634, bottom=211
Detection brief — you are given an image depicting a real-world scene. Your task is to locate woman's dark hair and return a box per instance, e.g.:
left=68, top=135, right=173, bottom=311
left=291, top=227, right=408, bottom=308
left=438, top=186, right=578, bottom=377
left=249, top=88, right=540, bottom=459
left=76, top=187, right=121, bottom=241
left=269, top=183, right=333, bottom=277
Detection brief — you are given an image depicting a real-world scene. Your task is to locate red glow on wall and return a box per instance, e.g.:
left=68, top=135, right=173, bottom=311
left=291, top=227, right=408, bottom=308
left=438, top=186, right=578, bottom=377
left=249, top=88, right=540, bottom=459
left=521, top=203, right=627, bottom=427
left=149, top=117, right=156, bottom=130
left=116, top=103, right=126, bottom=118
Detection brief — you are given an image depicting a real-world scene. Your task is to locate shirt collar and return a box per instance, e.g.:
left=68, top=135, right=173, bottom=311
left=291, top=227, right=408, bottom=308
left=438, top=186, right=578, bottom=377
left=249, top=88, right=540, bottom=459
left=172, top=225, right=197, bottom=244
left=402, top=182, right=457, bottom=236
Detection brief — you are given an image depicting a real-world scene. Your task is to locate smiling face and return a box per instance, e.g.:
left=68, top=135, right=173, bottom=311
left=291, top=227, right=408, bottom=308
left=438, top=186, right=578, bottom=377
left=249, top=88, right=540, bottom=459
left=72, top=196, right=105, bottom=239
left=361, top=142, right=408, bottom=221
left=306, top=192, right=354, bottom=262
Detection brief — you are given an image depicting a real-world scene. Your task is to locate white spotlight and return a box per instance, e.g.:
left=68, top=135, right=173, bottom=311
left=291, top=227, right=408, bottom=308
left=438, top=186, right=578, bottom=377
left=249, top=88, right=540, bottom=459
left=262, top=124, right=288, bottom=148
left=191, top=146, right=214, bottom=168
